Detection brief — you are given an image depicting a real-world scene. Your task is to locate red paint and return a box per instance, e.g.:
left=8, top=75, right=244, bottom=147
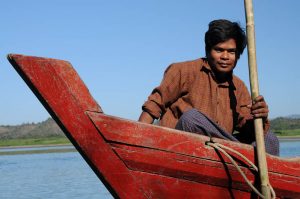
left=8, top=54, right=300, bottom=199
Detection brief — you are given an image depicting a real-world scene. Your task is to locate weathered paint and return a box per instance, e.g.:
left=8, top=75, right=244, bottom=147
left=8, top=54, right=300, bottom=199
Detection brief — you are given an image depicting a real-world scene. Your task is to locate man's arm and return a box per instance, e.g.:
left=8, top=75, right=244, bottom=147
left=138, top=111, right=154, bottom=124
left=139, top=63, right=184, bottom=125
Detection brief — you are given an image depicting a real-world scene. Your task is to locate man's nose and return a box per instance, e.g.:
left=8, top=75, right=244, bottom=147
left=221, top=51, right=229, bottom=59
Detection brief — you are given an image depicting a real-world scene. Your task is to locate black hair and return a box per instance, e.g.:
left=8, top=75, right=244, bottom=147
left=205, top=19, right=247, bottom=59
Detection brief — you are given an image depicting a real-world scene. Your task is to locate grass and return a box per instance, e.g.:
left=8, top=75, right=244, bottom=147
left=0, top=136, right=71, bottom=147
left=0, top=147, right=76, bottom=156
left=1, top=128, right=299, bottom=148
left=274, top=129, right=300, bottom=137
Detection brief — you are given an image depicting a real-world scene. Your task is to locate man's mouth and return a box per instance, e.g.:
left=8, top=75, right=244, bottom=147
left=219, top=63, right=230, bottom=67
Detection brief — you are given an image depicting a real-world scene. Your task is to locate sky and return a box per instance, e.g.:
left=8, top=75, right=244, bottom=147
left=0, top=0, right=299, bottom=125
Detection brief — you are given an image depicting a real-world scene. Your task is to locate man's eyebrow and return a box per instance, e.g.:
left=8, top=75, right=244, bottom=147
left=213, top=46, right=224, bottom=50
left=213, top=47, right=236, bottom=51
left=228, top=48, right=237, bottom=51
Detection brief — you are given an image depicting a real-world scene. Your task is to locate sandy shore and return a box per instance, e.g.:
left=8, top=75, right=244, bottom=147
left=0, top=144, right=75, bottom=155
left=1, top=135, right=300, bottom=149
left=0, top=143, right=72, bottom=150
left=278, top=136, right=300, bottom=141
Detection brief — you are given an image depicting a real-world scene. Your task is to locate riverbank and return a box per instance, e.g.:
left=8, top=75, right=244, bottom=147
left=1, top=139, right=300, bottom=157
left=0, top=143, right=72, bottom=149
left=278, top=136, right=300, bottom=141
left=1, top=136, right=299, bottom=156
left=0, top=145, right=76, bottom=156
left=0, top=136, right=70, bottom=148
left=1, top=135, right=299, bottom=149
left=0, top=137, right=74, bottom=155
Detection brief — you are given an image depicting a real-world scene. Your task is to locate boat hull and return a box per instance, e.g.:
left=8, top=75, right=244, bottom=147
left=8, top=54, right=300, bottom=199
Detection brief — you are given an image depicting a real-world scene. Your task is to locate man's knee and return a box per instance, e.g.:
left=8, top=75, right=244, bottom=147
left=176, top=109, right=199, bottom=126
left=178, top=109, right=198, bottom=122
left=265, top=131, right=280, bottom=156
left=176, top=109, right=201, bottom=131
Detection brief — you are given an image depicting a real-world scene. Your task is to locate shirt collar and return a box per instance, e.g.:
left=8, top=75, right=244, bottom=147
left=200, top=58, right=236, bottom=90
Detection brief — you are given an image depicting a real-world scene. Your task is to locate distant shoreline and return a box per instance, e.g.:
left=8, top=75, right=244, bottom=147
left=1, top=135, right=300, bottom=150
left=278, top=136, right=300, bottom=141
left=0, top=143, right=72, bottom=150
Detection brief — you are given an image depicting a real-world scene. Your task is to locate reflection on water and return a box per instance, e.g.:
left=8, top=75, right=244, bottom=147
left=0, top=141, right=299, bottom=199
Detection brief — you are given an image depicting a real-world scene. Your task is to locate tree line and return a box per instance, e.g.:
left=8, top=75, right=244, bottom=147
left=1, top=116, right=300, bottom=140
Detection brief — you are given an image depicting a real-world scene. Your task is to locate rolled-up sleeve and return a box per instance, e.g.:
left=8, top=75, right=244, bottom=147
left=142, top=64, right=183, bottom=119
left=142, top=92, right=163, bottom=119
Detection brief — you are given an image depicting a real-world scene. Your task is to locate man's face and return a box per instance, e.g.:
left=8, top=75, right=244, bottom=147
left=208, top=38, right=237, bottom=75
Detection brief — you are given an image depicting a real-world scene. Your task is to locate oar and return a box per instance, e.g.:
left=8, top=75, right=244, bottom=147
left=244, top=0, right=271, bottom=198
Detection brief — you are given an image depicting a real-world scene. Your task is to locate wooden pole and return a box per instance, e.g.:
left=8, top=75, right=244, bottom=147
left=244, top=0, right=271, bottom=198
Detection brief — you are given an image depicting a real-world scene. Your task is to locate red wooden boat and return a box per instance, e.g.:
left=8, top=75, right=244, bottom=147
left=8, top=54, right=300, bottom=199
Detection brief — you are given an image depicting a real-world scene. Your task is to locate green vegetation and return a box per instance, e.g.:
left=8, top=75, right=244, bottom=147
left=0, top=118, right=70, bottom=147
left=1, top=116, right=300, bottom=148
left=0, top=136, right=70, bottom=147
left=0, top=147, right=75, bottom=156
left=271, top=117, right=300, bottom=130
left=273, top=129, right=300, bottom=137
left=270, top=117, right=300, bottom=137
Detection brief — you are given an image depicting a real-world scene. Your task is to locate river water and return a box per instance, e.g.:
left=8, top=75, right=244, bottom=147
left=0, top=141, right=299, bottom=199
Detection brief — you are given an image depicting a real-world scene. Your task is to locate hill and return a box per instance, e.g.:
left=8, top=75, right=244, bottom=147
left=286, top=114, right=300, bottom=119
left=270, top=117, right=300, bottom=136
left=0, top=118, right=64, bottom=139
left=1, top=115, right=300, bottom=140
left=270, top=117, right=300, bottom=130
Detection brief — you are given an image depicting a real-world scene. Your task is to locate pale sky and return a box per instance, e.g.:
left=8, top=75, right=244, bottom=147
left=1, top=0, right=299, bottom=125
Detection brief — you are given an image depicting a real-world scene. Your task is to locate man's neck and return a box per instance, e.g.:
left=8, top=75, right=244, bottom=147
left=211, top=68, right=232, bottom=83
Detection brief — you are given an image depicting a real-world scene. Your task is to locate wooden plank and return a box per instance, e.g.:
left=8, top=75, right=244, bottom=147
left=88, top=112, right=300, bottom=177
left=111, top=143, right=300, bottom=197
left=8, top=54, right=148, bottom=198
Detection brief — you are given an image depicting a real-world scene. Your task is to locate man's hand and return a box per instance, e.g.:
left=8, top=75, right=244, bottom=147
left=247, top=95, right=269, bottom=120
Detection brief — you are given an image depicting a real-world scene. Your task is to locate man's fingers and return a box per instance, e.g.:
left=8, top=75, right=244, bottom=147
left=251, top=95, right=269, bottom=119
left=251, top=101, right=268, bottom=110
left=252, top=108, right=268, bottom=114
left=253, top=113, right=268, bottom=118
left=254, top=95, right=264, bottom=103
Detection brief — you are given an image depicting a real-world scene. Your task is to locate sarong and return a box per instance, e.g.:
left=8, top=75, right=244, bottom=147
left=175, top=109, right=279, bottom=156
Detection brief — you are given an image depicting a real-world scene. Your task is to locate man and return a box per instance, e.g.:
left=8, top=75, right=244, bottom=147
left=139, top=19, right=279, bottom=156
